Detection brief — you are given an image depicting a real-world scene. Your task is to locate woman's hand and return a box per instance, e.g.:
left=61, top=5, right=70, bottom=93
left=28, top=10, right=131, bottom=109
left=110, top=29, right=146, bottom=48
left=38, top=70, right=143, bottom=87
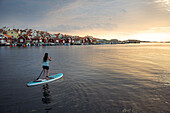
left=49, top=57, right=52, bottom=61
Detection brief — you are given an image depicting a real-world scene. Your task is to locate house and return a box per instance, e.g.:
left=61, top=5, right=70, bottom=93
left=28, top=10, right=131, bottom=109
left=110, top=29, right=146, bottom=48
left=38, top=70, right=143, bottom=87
left=58, top=33, right=63, bottom=38
left=125, top=39, right=140, bottom=43
left=66, top=37, right=72, bottom=44
left=73, top=37, right=83, bottom=45
left=44, top=33, right=50, bottom=38
left=25, top=29, right=33, bottom=38
left=17, top=36, right=30, bottom=44
left=48, top=37, right=55, bottom=43
left=110, top=39, right=119, bottom=44
left=47, top=37, right=61, bottom=45
left=7, top=30, right=19, bottom=39
left=42, top=37, right=48, bottom=43
left=71, top=37, right=75, bottom=44
left=20, top=30, right=27, bottom=35
left=60, top=38, right=66, bottom=44
left=92, top=38, right=97, bottom=44
left=0, top=34, right=5, bottom=44
left=32, top=36, right=42, bottom=43
left=84, top=36, right=93, bottom=43
left=0, top=34, right=12, bottom=44
left=3, top=34, right=12, bottom=43
left=30, top=30, right=37, bottom=38
left=2, top=31, right=7, bottom=34
left=0, top=29, right=3, bottom=34
left=50, top=34, right=57, bottom=38
left=54, top=37, right=61, bottom=43
left=2, top=26, right=10, bottom=31
left=81, top=37, right=85, bottom=44
left=54, top=33, right=62, bottom=39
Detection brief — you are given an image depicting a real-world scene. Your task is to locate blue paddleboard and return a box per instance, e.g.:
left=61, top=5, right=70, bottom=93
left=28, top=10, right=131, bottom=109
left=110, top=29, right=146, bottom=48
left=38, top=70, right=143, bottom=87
left=27, top=73, right=63, bottom=87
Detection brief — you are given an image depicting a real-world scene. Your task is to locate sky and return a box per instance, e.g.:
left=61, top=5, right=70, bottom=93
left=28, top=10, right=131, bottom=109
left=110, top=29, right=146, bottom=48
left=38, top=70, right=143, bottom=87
left=0, top=0, right=170, bottom=41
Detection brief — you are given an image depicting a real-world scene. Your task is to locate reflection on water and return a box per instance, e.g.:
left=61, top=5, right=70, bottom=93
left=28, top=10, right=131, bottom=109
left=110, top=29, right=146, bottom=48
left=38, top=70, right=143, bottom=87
left=0, top=43, right=170, bottom=113
left=42, top=84, right=52, bottom=113
left=42, top=84, right=51, bottom=104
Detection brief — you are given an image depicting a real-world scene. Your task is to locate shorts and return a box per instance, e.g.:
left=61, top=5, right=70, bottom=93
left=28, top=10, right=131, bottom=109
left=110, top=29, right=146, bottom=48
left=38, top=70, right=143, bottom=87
left=43, top=66, right=49, bottom=70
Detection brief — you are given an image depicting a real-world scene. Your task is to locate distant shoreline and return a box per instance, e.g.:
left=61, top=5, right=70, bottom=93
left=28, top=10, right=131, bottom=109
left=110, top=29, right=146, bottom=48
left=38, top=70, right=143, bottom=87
left=1, top=42, right=170, bottom=48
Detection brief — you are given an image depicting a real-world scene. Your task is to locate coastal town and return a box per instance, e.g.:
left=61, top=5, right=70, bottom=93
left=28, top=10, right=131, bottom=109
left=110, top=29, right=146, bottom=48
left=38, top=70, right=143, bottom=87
left=0, top=27, right=141, bottom=47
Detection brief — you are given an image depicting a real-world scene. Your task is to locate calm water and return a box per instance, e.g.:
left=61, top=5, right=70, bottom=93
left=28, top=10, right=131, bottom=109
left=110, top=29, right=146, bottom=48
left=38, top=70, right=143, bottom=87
left=0, top=43, right=170, bottom=113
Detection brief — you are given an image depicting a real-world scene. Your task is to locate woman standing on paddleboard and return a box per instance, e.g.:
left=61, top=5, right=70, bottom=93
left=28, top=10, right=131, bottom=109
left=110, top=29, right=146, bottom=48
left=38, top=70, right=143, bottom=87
left=42, top=53, right=52, bottom=79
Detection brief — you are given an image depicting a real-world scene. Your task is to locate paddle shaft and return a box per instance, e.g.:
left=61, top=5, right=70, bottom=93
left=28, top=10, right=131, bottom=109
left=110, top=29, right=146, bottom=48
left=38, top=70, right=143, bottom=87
left=36, top=70, right=43, bottom=80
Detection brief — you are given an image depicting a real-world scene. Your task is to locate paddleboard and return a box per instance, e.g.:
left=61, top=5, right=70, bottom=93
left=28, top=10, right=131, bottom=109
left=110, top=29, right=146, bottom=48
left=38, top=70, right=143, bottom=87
left=27, top=73, right=63, bottom=87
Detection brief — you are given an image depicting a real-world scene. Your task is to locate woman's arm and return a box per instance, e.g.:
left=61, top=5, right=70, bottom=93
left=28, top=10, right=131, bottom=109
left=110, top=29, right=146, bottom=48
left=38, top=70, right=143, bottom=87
left=49, top=57, right=52, bottom=61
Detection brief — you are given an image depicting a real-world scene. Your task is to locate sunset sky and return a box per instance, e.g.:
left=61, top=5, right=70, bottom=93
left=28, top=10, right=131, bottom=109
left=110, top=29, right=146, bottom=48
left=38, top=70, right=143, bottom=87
left=0, top=0, right=170, bottom=41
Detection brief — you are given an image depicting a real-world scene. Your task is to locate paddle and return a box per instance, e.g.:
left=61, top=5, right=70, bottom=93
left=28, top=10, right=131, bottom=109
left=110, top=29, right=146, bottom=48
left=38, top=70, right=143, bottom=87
left=36, top=70, right=43, bottom=80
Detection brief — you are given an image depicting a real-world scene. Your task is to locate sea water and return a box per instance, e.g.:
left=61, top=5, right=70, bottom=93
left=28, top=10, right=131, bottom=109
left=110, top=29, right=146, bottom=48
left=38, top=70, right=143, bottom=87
left=0, top=43, right=170, bottom=113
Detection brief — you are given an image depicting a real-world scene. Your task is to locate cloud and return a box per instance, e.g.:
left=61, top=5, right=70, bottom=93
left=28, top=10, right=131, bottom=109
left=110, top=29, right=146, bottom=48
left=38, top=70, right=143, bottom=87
left=41, top=0, right=127, bottom=32
left=155, top=0, right=170, bottom=11
left=43, top=23, right=117, bottom=33
left=0, top=0, right=76, bottom=25
left=0, top=0, right=170, bottom=40
left=43, top=0, right=170, bottom=32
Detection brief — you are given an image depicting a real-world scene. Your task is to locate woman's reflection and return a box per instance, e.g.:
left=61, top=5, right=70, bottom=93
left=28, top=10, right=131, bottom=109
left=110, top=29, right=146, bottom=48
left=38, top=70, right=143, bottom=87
left=42, top=84, right=52, bottom=112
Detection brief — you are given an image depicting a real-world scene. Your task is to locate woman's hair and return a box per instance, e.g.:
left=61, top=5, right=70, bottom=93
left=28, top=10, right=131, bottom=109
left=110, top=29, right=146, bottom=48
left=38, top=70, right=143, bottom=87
left=43, top=53, right=48, bottom=62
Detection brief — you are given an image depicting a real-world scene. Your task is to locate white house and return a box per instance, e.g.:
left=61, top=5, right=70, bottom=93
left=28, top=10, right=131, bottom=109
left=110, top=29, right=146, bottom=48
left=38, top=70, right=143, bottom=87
left=2, top=27, right=10, bottom=31
left=51, top=34, right=57, bottom=38
left=58, top=34, right=62, bottom=38
left=0, top=34, right=5, bottom=43
left=0, top=34, right=12, bottom=44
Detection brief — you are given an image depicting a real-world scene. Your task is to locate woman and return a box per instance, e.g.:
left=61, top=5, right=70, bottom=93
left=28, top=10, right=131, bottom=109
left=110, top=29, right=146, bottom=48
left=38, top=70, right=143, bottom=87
left=42, top=53, right=52, bottom=79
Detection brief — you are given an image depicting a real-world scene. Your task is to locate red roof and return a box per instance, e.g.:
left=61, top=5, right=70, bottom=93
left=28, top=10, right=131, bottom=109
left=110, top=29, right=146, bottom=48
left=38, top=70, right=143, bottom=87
left=54, top=37, right=60, bottom=40
left=74, top=37, right=82, bottom=41
left=3, top=34, right=12, bottom=38
left=32, top=36, right=41, bottom=40
left=13, top=29, right=20, bottom=33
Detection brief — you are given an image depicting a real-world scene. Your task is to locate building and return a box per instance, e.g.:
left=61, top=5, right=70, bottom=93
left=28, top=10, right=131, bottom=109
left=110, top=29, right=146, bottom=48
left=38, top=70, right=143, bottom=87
left=0, top=34, right=12, bottom=44
left=73, top=37, right=83, bottom=45
left=7, top=30, right=19, bottom=39
left=17, top=36, right=30, bottom=44
left=32, top=36, right=42, bottom=43
left=48, top=37, right=55, bottom=43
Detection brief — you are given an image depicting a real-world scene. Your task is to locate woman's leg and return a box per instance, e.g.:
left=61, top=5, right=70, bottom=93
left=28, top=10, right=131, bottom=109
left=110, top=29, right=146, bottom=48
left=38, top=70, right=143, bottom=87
left=46, top=70, right=49, bottom=79
left=42, top=69, right=46, bottom=79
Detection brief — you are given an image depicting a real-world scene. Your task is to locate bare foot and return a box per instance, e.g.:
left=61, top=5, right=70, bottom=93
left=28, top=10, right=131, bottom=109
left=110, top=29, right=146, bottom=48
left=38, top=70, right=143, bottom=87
left=46, top=77, right=49, bottom=80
